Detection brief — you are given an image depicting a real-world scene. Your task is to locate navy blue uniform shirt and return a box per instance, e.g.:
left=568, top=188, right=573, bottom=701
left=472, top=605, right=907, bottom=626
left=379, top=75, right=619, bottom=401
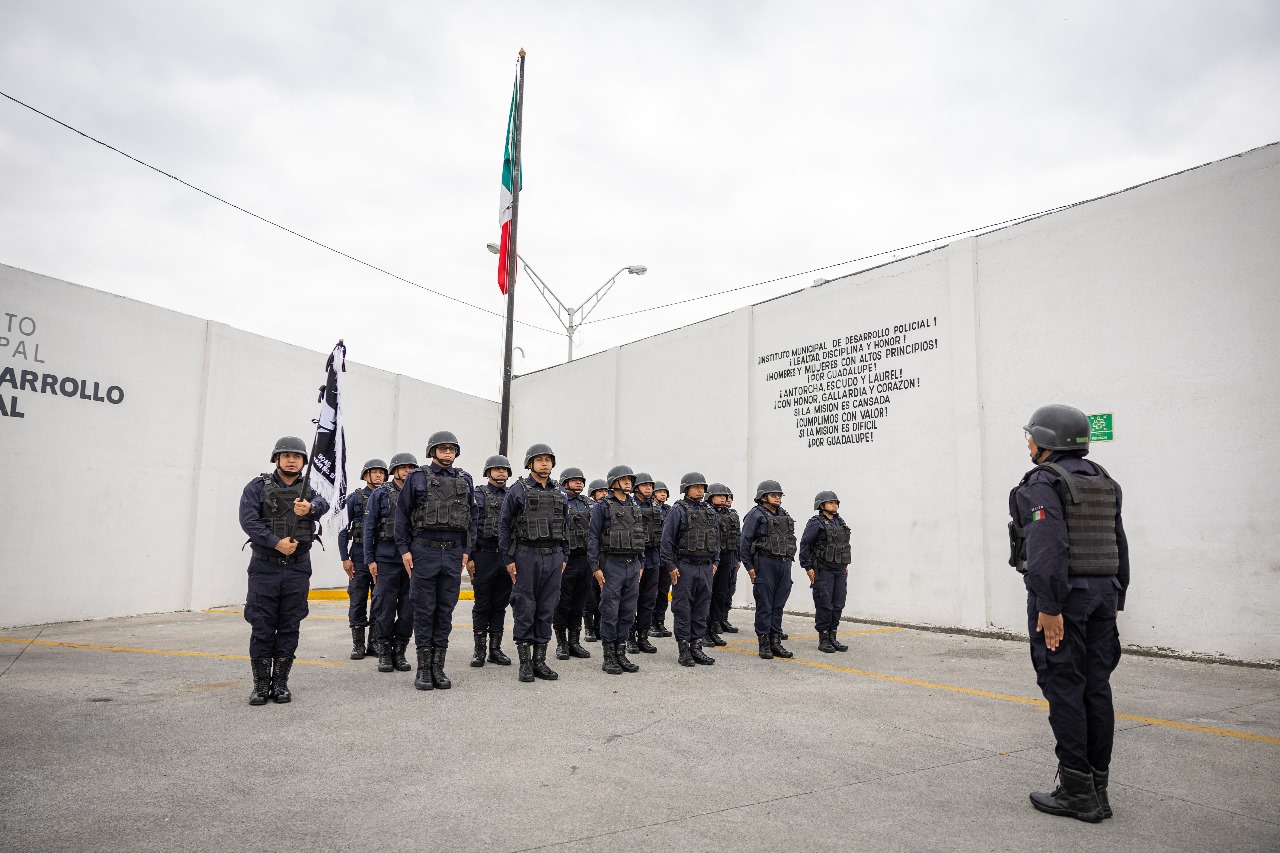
left=362, top=481, right=403, bottom=563
left=337, top=486, right=374, bottom=562
left=238, top=470, right=330, bottom=555
left=498, top=475, right=569, bottom=560
left=1016, top=452, right=1130, bottom=616
left=587, top=492, right=636, bottom=571
left=660, top=499, right=721, bottom=570
left=394, top=463, right=478, bottom=556
left=798, top=513, right=849, bottom=571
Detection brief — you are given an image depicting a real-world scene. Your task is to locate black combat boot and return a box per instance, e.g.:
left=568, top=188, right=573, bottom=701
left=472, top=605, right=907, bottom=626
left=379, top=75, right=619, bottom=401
left=414, top=648, right=434, bottom=690
left=1030, top=765, right=1105, bottom=823
left=831, top=630, right=849, bottom=652
left=270, top=658, right=293, bottom=703
left=635, top=626, right=657, bottom=654
left=470, top=632, right=487, bottom=667
left=532, top=643, right=559, bottom=680
left=555, top=626, right=571, bottom=661
left=602, top=641, right=622, bottom=675
left=248, top=657, right=273, bottom=705
left=719, top=618, right=738, bottom=634
left=431, top=647, right=451, bottom=689
left=615, top=641, right=639, bottom=673
left=705, top=625, right=726, bottom=647
left=488, top=630, right=512, bottom=665
left=365, top=630, right=378, bottom=657
left=818, top=630, right=836, bottom=654
left=1092, top=768, right=1113, bottom=819
left=770, top=633, right=794, bottom=659
left=648, top=615, right=663, bottom=638
left=758, top=635, right=774, bottom=659
left=393, top=641, right=412, bottom=672
left=583, top=613, right=599, bottom=643
left=517, top=643, right=535, bottom=683
left=350, top=626, right=366, bottom=660
left=626, top=628, right=641, bottom=655
left=653, top=614, right=673, bottom=638
left=677, top=639, right=695, bottom=667
left=377, top=641, right=395, bottom=673
left=691, top=640, right=716, bottom=665
left=567, top=628, right=591, bottom=659
left=781, top=632, right=789, bottom=640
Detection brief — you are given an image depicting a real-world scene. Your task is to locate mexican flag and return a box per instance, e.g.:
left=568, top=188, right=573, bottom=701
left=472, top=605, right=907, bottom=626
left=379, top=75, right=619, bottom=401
left=497, top=78, right=521, bottom=295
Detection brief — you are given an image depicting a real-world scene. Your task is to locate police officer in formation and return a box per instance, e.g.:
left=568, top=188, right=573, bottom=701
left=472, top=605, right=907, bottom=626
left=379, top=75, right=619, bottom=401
left=704, top=483, right=740, bottom=647
left=587, top=465, right=646, bottom=675
left=799, top=491, right=852, bottom=654
left=740, top=480, right=797, bottom=660
left=468, top=454, right=514, bottom=668
left=1012, top=404, right=1129, bottom=823
left=553, top=467, right=593, bottom=662
left=395, top=430, right=476, bottom=691
left=581, top=478, right=609, bottom=642
left=628, top=473, right=663, bottom=656
left=660, top=472, right=720, bottom=667
left=499, top=444, right=570, bottom=683
left=649, top=481, right=674, bottom=638
left=365, top=452, right=417, bottom=674
left=238, top=436, right=330, bottom=705
left=340, top=458, right=387, bottom=660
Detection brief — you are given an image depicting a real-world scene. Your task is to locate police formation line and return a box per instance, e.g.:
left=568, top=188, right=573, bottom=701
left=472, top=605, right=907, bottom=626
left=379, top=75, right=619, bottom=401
left=240, top=405, right=1129, bottom=825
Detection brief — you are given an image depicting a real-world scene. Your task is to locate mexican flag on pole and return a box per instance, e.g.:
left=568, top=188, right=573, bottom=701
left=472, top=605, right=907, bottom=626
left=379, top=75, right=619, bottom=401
left=497, top=78, right=520, bottom=295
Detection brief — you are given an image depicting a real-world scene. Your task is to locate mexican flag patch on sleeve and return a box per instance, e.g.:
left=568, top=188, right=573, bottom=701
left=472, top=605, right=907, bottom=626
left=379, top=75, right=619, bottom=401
left=1030, top=507, right=1047, bottom=522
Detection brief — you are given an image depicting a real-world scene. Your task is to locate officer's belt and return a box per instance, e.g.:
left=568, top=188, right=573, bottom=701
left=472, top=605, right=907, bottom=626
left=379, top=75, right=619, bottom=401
left=677, top=557, right=714, bottom=566
left=252, top=549, right=305, bottom=566
left=603, top=552, right=640, bottom=562
left=472, top=542, right=501, bottom=554
left=518, top=541, right=562, bottom=555
left=412, top=535, right=462, bottom=549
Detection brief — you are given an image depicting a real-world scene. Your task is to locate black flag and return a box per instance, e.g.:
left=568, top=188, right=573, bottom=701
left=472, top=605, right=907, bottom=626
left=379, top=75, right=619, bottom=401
left=304, top=340, right=348, bottom=531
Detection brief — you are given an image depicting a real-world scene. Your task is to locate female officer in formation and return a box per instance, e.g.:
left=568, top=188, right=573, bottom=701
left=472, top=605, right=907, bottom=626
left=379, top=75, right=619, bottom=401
left=238, top=436, right=330, bottom=706
left=469, top=454, right=514, bottom=668
left=660, top=472, right=720, bottom=667
left=582, top=478, right=609, bottom=642
left=704, top=483, right=740, bottom=647
left=740, top=480, right=797, bottom=660
left=649, top=481, right=674, bottom=638
left=339, top=458, right=387, bottom=660
left=799, top=491, right=852, bottom=654
left=554, top=467, right=594, bottom=662
left=365, top=452, right=417, bottom=674
left=587, top=466, right=646, bottom=675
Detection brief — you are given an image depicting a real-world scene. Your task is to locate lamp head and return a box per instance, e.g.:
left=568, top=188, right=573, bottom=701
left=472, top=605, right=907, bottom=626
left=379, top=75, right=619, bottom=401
left=627, top=265, right=647, bottom=275
left=486, top=243, right=500, bottom=254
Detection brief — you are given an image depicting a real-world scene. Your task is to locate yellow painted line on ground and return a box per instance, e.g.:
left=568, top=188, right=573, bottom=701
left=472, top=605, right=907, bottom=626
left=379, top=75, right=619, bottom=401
left=723, top=626, right=905, bottom=648
left=0, top=636, right=341, bottom=666
left=309, top=589, right=474, bottom=601
left=203, top=609, right=476, bottom=630
left=717, top=645, right=1280, bottom=745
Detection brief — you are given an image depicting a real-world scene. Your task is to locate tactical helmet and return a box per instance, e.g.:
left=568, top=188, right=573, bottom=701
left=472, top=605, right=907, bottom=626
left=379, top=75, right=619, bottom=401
left=679, top=471, right=709, bottom=493
left=755, top=479, right=784, bottom=501
left=813, top=490, right=840, bottom=510
left=606, top=464, right=636, bottom=489
left=483, top=454, right=513, bottom=476
left=524, top=443, right=556, bottom=468
left=426, top=430, right=461, bottom=459
left=633, top=472, right=655, bottom=488
left=271, top=435, right=308, bottom=464
left=588, top=478, right=608, bottom=494
left=560, top=466, right=586, bottom=484
left=360, top=458, right=390, bottom=479
left=389, top=451, right=418, bottom=472
left=1024, top=404, right=1091, bottom=454
left=653, top=480, right=669, bottom=494
left=706, top=482, right=732, bottom=499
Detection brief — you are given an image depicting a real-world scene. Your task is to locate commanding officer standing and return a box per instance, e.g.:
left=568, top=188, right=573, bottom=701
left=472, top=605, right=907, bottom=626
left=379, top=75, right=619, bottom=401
left=587, top=465, right=646, bottom=675
left=1012, top=404, right=1129, bottom=823
left=704, top=483, right=739, bottom=647
left=649, top=481, right=674, bottom=638
left=553, top=467, right=593, bottom=662
left=395, top=431, right=476, bottom=692
left=799, top=491, right=852, bottom=654
left=582, top=477, right=609, bottom=642
left=740, top=480, right=796, bottom=660
left=629, top=473, right=662, bottom=656
left=238, top=436, right=330, bottom=706
left=661, top=472, right=720, bottom=667
left=366, top=453, right=417, bottom=674
left=499, top=444, right=569, bottom=683
left=340, top=458, right=387, bottom=660
left=468, top=454, right=514, bottom=668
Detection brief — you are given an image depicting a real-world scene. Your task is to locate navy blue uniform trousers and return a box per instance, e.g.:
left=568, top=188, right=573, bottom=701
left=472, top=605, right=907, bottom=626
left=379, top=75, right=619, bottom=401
left=752, top=555, right=793, bottom=636
left=633, top=548, right=661, bottom=636
left=709, top=550, right=737, bottom=626
left=655, top=569, right=672, bottom=625
left=471, top=548, right=513, bottom=634
left=555, top=551, right=591, bottom=631
left=1028, top=578, right=1122, bottom=773
left=347, top=546, right=373, bottom=629
left=245, top=553, right=311, bottom=659
left=811, top=566, right=848, bottom=631
left=671, top=560, right=714, bottom=643
left=510, top=545, right=564, bottom=645
left=409, top=540, right=463, bottom=650
left=372, top=561, right=413, bottom=645
left=599, top=554, right=641, bottom=644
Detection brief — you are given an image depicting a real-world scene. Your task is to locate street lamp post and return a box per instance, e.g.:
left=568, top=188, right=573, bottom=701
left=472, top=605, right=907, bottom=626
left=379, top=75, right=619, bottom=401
left=486, top=243, right=646, bottom=361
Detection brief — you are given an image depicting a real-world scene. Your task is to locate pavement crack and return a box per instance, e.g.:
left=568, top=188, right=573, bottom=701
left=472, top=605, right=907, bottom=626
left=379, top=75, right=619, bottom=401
left=0, top=627, right=45, bottom=681
left=603, top=719, right=661, bottom=743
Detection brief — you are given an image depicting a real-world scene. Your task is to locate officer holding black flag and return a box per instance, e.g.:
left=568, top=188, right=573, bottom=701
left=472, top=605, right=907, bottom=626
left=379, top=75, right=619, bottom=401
left=238, top=436, right=330, bottom=706
left=339, top=458, right=387, bottom=660
left=366, top=452, right=417, bottom=674
left=1011, top=404, right=1129, bottom=823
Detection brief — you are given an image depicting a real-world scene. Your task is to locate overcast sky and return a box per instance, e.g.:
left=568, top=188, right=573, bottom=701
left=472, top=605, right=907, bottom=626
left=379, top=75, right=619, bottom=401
left=2, top=1, right=1277, bottom=400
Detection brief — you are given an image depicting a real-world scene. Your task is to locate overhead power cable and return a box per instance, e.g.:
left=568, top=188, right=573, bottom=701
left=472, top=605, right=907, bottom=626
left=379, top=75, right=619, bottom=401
left=0, top=89, right=558, bottom=335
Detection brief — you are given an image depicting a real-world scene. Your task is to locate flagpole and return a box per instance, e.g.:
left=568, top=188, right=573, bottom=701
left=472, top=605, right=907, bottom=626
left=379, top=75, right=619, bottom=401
left=498, top=48, right=525, bottom=457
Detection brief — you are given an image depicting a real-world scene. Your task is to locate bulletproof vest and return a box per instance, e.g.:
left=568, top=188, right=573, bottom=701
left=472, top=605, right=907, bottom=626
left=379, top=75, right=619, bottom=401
left=603, top=500, right=646, bottom=555
left=636, top=500, right=664, bottom=548
left=755, top=509, right=797, bottom=559
left=1008, top=461, right=1119, bottom=577
left=515, top=478, right=566, bottom=542
left=348, top=490, right=370, bottom=544
left=410, top=468, right=471, bottom=532
left=259, top=474, right=315, bottom=544
left=566, top=499, right=591, bottom=552
left=476, top=485, right=504, bottom=541
left=815, top=515, right=852, bottom=566
left=716, top=507, right=741, bottom=551
left=377, top=481, right=402, bottom=541
left=676, top=500, right=720, bottom=558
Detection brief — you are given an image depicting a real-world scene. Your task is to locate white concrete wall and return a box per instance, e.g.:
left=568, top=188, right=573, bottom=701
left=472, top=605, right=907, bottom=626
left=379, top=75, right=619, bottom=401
left=0, top=265, right=500, bottom=627
left=510, top=143, right=1280, bottom=662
